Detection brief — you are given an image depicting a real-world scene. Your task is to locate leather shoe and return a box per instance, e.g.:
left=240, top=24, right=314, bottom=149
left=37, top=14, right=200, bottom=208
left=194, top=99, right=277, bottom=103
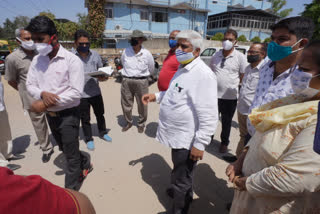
left=222, top=155, right=237, bottom=163
left=8, top=154, right=25, bottom=161
left=42, top=149, right=54, bottom=163
left=219, top=145, right=228, bottom=153
left=122, top=123, right=132, bottom=132
left=138, top=126, right=144, bottom=133
left=7, top=164, right=21, bottom=171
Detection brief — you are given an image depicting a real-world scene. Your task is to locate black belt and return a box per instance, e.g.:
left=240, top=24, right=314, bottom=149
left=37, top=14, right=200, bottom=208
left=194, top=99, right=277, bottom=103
left=47, top=107, right=78, bottom=117
left=123, top=75, right=148, bottom=80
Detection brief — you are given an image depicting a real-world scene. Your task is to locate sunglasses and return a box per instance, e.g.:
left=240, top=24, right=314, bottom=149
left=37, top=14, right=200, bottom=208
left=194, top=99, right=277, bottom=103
left=79, top=42, right=90, bottom=46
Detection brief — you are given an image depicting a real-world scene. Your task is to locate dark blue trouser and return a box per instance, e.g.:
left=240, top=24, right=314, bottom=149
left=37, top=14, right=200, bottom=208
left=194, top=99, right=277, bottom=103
left=218, top=99, right=238, bottom=146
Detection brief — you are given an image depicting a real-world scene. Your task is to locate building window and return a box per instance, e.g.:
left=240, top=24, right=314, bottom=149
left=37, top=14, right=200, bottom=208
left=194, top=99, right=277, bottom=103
left=152, top=12, right=168, bottom=22
left=104, top=39, right=116, bottom=48
left=140, top=10, right=149, bottom=21
left=105, top=8, right=113, bottom=19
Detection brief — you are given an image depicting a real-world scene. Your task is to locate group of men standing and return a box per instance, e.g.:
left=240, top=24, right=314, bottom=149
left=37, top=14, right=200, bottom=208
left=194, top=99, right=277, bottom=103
left=0, top=12, right=314, bottom=214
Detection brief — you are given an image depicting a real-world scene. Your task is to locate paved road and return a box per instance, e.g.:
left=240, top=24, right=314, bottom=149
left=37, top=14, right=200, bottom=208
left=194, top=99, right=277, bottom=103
left=3, top=79, right=240, bottom=214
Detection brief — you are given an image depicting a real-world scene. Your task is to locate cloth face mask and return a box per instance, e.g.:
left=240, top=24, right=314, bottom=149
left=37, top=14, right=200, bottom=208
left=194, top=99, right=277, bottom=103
left=175, top=49, right=195, bottom=65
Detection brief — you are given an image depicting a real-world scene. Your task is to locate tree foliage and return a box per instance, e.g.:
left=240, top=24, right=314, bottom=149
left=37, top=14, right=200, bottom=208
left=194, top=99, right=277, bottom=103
left=211, top=32, right=224, bottom=41
left=0, top=16, right=30, bottom=39
left=301, top=0, right=320, bottom=40
left=237, top=35, right=247, bottom=42
left=87, top=0, right=106, bottom=47
left=250, top=36, right=261, bottom=42
left=263, top=37, right=272, bottom=43
left=271, top=0, right=293, bottom=18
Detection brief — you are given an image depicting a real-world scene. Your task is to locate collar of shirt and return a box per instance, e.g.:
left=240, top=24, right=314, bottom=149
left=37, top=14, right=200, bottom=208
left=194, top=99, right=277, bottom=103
left=218, top=49, right=236, bottom=59
left=250, top=59, right=265, bottom=71
left=17, top=47, right=36, bottom=59
left=129, top=46, right=144, bottom=56
left=75, top=49, right=92, bottom=59
left=181, top=56, right=201, bottom=71
left=50, top=45, right=67, bottom=61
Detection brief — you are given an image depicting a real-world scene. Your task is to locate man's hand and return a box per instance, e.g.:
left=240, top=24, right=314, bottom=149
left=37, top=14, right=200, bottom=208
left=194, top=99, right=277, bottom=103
left=41, top=91, right=59, bottom=107
left=97, top=75, right=108, bottom=81
left=189, top=146, right=204, bottom=161
left=30, top=100, right=47, bottom=113
left=142, top=93, right=156, bottom=105
left=234, top=176, right=247, bottom=191
left=226, top=162, right=242, bottom=182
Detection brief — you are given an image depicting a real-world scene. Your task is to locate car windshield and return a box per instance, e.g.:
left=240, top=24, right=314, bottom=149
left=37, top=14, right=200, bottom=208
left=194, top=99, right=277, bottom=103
left=201, top=48, right=216, bottom=56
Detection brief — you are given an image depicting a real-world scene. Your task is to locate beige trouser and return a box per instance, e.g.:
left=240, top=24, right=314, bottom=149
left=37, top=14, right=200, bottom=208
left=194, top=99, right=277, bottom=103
left=0, top=110, right=12, bottom=167
left=236, top=111, right=248, bottom=157
left=28, top=110, right=52, bottom=154
left=121, top=78, right=148, bottom=127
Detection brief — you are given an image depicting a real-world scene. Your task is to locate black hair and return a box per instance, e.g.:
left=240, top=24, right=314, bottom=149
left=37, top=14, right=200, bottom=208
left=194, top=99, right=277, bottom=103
left=25, top=16, right=57, bottom=36
left=270, top=16, right=315, bottom=40
left=224, top=29, right=238, bottom=39
left=305, top=40, right=320, bottom=73
left=74, top=29, right=90, bottom=41
left=252, top=42, right=267, bottom=54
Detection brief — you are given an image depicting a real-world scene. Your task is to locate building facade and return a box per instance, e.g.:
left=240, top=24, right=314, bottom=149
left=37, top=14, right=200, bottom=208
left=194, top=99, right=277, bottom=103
left=207, top=1, right=277, bottom=41
left=85, top=0, right=210, bottom=49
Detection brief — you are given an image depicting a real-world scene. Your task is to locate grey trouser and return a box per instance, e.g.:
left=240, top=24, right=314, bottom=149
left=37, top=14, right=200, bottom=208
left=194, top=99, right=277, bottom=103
left=0, top=110, right=12, bottom=166
left=28, top=110, right=52, bottom=153
left=121, top=77, right=148, bottom=127
left=170, top=149, right=197, bottom=214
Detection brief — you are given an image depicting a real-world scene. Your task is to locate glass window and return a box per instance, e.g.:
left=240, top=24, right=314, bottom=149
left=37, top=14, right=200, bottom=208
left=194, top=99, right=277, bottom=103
left=140, top=10, right=148, bottom=21
left=105, top=8, right=113, bottom=19
left=152, top=12, right=168, bottom=22
left=201, top=48, right=216, bottom=56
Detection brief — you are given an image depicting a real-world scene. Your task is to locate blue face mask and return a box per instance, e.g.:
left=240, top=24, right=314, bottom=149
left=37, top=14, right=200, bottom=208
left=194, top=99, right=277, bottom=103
left=267, top=39, right=303, bottom=62
left=169, top=39, right=177, bottom=49
left=77, top=45, right=90, bottom=53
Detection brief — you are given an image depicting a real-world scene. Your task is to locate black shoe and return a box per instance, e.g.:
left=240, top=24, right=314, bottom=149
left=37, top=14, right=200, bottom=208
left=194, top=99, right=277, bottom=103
left=166, top=188, right=174, bottom=198
left=122, top=123, right=132, bottom=132
left=138, top=126, right=144, bottom=133
left=8, top=154, right=25, bottom=161
left=42, top=149, right=54, bottom=163
left=226, top=202, right=232, bottom=211
left=222, top=155, right=237, bottom=163
left=7, top=164, right=21, bottom=171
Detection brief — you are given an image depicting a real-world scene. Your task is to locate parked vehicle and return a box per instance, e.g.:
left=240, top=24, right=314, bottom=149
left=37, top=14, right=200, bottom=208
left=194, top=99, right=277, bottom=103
left=113, top=55, right=123, bottom=83
left=0, top=40, right=12, bottom=75
left=148, top=53, right=161, bottom=85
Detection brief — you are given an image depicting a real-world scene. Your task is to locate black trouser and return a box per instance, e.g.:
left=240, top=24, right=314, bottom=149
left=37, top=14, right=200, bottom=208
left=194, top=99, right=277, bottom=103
left=79, top=94, right=107, bottom=142
left=218, top=99, right=238, bottom=146
left=46, top=107, right=90, bottom=191
left=170, top=149, right=197, bottom=214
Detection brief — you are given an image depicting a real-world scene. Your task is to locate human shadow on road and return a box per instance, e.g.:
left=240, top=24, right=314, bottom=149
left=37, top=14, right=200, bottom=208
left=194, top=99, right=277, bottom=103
left=117, top=115, right=139, bottom=127
left=206, top=139, right=235, bottom=162
left=145, top=122, right=158, bottom=138
left=129, top=153, right=172, bottom=212
left=190, top=163, right=233, bottom=214
left=12, top=135, right=31, bottom=154
left=231, top=120, right=239, bottom=129
left=53, top=151, right=91, bottom=176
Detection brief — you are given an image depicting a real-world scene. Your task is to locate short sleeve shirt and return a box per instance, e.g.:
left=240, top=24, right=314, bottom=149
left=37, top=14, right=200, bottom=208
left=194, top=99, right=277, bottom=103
left=75, top=50, right=103, bottom=98
left=5, top=48, right=36, bottom=109
left=210, top=49, right=248, bottom=100
left=0, top=74, right=4, bottom=111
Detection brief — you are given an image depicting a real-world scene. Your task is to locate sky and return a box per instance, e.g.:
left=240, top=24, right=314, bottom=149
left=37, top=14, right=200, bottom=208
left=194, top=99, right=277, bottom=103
left=0, top=0, right=314, bottom=26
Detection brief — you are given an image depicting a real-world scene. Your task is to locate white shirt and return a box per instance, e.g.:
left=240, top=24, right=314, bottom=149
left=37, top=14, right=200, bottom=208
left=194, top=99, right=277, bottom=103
left=0, top=74, right=4, bottom=111
left=121, top=46, right=154, bottom=77
left=155, top=57, right=219, bottom=151
left=26, top=46, right=84, bottom=112
left=237, top=60, right=264, bottom=115
left=247, top=59, right=296, bottom=136
left=210, top=49, right=248, bottom=100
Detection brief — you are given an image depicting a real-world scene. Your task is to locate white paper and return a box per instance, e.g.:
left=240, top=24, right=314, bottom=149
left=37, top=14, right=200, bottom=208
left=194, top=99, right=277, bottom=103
left=88, top=66, right=114, bottom=77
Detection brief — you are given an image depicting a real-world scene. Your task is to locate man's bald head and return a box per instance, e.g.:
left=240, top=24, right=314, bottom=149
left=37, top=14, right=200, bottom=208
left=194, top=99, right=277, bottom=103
left=169, top=30, right=180, bottom=40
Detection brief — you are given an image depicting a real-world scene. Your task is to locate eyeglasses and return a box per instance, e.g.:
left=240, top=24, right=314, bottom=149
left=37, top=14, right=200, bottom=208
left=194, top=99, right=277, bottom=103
left=220, top=58, right=226, bottom=68
left=79, top=42, right=90, bottom=46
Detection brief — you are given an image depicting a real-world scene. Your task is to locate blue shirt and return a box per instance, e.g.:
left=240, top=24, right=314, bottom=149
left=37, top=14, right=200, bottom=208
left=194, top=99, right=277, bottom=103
left=75, top=50, right=103, bottom=98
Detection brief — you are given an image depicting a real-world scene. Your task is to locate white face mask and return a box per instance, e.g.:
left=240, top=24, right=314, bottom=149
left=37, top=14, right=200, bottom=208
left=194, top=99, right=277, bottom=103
left=35, top=43, right=53, bottom=56
left=290, top=69, right=320, bottom=99
left=16, top=37, right=35, bottom=50
left=175, top=49, right=195, bottom=65
left=222, top=40, right=234, bottom=51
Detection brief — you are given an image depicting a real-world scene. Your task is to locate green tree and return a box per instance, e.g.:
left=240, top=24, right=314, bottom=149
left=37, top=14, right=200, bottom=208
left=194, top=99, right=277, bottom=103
left=39, top=11, right=56, bottom=20
left=87, top=0, right=106, bottom=47
left=301, top=0, right=320, bottom=40
left=271, top=0, right=293, bottom=18
left=77, top=13, right=89, bottom=31
left=13, top=16, right=30, bottom=28
left=237, top=35, right=247, bottom=42
left=263, top=37, right=272, bottom=43
left=250, top=36, right=261, bottom=42
left=2, top=18, right=16, bottom=38
left=210, top=32, right=224, bottom=41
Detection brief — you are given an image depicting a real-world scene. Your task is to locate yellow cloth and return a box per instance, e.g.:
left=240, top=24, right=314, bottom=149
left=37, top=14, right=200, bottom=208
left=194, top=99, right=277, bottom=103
left=230, top=96, right=320, bottom=214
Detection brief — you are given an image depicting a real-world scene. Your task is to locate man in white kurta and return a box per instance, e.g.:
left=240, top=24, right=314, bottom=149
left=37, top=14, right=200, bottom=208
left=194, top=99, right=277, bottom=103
left=142, top=30, right=219, bottom=214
